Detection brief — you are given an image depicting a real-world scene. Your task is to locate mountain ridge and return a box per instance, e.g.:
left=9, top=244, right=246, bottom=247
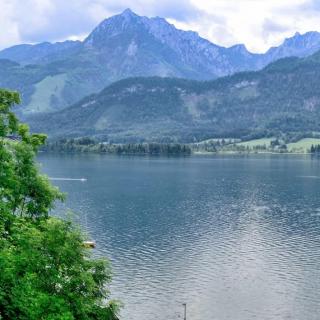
left=2, top=9, right=320, bottom=114
left=27, top=51, right=320, bottom=142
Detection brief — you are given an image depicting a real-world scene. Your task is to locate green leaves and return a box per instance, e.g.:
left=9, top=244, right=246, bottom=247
left=0, top=90, right=20, bottom=112
left=0, top=218, right=120, bottom=320
left=0, top=90, right=63, bottom=219
left=0, top=89, right=120, bottom=319
left=0, top=89, right=20, bottom=138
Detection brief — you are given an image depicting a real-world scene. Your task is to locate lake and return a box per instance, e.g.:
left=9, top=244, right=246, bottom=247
left=38, top=153, right=320, bottom=320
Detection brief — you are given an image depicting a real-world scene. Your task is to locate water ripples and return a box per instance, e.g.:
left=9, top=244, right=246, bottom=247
left=39, top=154, right=320, bottom=320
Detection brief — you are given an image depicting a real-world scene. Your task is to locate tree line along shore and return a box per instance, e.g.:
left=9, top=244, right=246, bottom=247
left=41, top=137, right=320, bottom=155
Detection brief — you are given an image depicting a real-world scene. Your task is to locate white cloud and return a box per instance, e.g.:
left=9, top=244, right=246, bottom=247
left=1, top=0, right=320, bottom=52
left=183, top=0, right=320, bottom=52
left=0, top=0, right=21, bottom=48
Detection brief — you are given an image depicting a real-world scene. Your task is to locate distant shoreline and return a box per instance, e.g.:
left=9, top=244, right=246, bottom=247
left=41, top=138, right=320, bottom=156
left=193, top=151, right=311, bottom=155
left=40, top=149, right=313, bottom=157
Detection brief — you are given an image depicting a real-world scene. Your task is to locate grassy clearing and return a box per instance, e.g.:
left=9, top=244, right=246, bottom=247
left=236, top=138, right=274, bottom=148
left=195, top=136, right=320, bottom=154
left=287, top=138, right=320, bottom=152
left=26, top=74, right=67, bottom=113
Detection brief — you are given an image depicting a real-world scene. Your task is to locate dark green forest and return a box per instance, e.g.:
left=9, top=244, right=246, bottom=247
left=43, top=137, right=191, bottom=155
left=27, top=51, right=320, bottom=143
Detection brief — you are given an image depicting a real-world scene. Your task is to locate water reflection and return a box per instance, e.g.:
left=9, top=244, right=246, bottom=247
left=38, top=154, right=320, bottom=320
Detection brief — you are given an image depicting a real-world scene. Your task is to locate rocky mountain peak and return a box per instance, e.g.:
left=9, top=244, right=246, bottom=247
left=121, top=8, right=135, bottom=16
left=265, top=31, right=320, bottom=61
left=84, top=8, right=142, bottom=46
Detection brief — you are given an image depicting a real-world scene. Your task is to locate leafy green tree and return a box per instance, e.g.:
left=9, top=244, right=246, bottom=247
left=0, top=89, right=120, bottom=319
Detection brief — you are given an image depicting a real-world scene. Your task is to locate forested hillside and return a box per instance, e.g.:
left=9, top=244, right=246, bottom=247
left=28, top=52, right=320, bottom=142
left=2, top=9, right=320, bottom=115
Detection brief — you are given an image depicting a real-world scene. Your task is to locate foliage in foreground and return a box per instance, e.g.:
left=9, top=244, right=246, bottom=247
left=0, top=89, right=120, bottom=319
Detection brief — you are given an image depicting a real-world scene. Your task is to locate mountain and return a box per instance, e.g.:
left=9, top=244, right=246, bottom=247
left=0, top=9, right=257, bottom=115
left=2, top=9, right=320, bottom=114
left=27, top=51, right=320, bottom=142
left=264, top=31, right=320, bottom=63
left=0, top=9, right=256, bottom=76
left=0, top=41, right=81, bottom=65
left=82, top=8, right=257, bottom=79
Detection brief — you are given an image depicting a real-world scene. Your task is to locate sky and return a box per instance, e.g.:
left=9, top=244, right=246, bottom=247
left=1, top=0, right=320, bottom=52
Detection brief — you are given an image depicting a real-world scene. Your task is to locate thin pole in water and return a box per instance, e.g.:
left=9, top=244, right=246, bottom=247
left=182, top=303, right=186, bottom=320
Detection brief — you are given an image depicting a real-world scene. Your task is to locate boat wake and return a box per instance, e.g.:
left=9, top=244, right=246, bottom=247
left=49, top=177, right=87, bottom=182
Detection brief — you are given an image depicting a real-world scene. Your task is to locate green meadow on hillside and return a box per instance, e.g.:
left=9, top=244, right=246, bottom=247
left=194, top=137, right=320, bottom=154
left=287, top=138, right=320, bottom=153
left=236, top=138, right=275, bottom=148
left=26, top=74, right=67, bottom=113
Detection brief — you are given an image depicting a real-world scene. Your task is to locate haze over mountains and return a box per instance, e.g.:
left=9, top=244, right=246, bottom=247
left=2, top=8, right=320, bottom=115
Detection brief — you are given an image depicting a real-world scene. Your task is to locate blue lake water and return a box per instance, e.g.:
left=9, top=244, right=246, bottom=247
left=38, top=153, right=320, bottom=320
